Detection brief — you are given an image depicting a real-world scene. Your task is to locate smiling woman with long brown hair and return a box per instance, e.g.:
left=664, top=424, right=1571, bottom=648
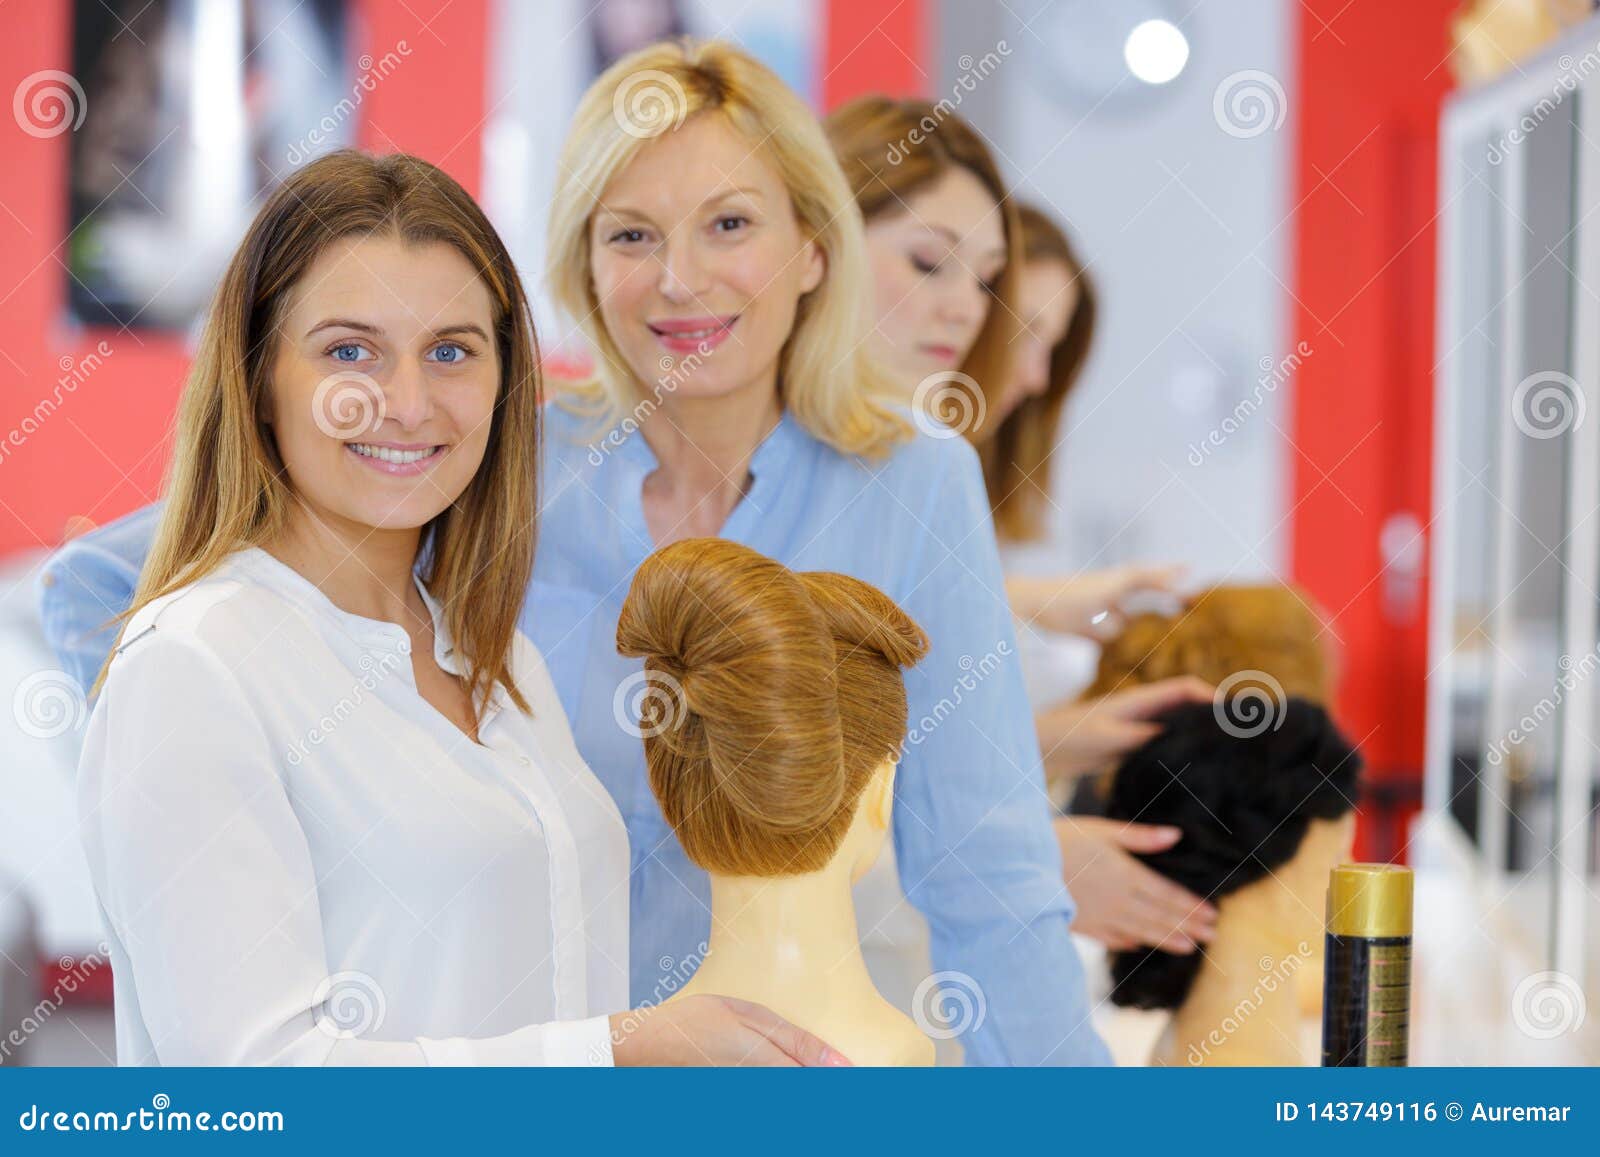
left=50, top=149, right=844, bottom=1068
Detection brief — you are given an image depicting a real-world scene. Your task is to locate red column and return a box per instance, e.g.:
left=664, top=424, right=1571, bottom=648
left=820, top=0, right=933, bottom=111
left=1289, top=1, right=1459, bottom=859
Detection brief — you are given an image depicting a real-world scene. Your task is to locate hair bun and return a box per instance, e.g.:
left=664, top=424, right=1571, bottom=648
left=616, top=538, right=847, bottom=841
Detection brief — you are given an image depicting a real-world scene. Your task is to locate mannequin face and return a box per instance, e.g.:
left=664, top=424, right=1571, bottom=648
left=588, top=113, right=824, bottom=404
left=996, top=257, right=1079, bottom=426
left=862, top=167, right=1006, bottom=392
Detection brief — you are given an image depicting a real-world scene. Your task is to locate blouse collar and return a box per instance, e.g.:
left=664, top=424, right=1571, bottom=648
left=235, top=546, right=461, bottom=677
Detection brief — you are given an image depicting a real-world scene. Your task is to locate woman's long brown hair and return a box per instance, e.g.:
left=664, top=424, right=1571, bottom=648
left=91, top=150, right=543, bottom=727
left=980, top=203, right=1097, bottom=541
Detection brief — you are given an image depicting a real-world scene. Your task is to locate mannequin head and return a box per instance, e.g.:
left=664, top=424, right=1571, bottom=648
left=615, top=537, right=928, bottom=878
left=1086, top=584, right=1335, bottom=704
left=1103, top=698, right=1361, bottom=1010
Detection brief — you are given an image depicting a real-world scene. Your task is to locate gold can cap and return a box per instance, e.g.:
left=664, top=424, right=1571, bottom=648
left=1327, top=862, right=1413, bottom=938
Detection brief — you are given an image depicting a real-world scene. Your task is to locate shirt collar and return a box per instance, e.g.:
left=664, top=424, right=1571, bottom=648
left=618, top=405, right=801, bottom=481
left=235, top=546, right=451, bottom=666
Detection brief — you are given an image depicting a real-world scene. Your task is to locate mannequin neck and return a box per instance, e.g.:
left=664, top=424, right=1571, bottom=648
left=1163, top=875, right=1318, bottom=1066
left=692, top=855, right=876, bottom=995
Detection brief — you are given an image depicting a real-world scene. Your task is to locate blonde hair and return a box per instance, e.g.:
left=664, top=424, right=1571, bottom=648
left=91, top=150, right=543, bottom=728
left=545, top=38, right=909, bottom=458
left=980, top=204, right=1097, bottom=541
left=825, top=95, right=1023, bottom=443
left=1085, top=585, right=1332, bottom=704
left=616, top=538, right=929, bottom=877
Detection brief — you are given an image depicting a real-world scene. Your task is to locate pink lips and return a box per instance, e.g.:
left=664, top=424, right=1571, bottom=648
left=648, top=315, right=738, bottom=355
left=344, top=441, right=446, bottom=477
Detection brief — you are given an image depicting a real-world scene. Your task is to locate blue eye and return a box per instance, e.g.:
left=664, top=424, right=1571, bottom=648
left=608, top=228, right=646, bottom=245
left=427, top=342, right=470, bottom=364
left=329, top=343, right=371, bottom=363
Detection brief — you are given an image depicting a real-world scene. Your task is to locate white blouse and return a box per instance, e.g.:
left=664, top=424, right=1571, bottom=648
left=76, top=546, right=630, bottom=1066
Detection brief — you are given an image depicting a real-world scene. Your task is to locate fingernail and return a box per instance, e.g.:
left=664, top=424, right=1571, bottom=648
left=824, top=1049, right=854, bottom=1067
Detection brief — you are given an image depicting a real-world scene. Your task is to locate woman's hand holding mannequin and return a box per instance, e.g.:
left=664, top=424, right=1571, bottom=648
left=609, top=994, right=853, bottom=1067
left=1037, top=676, right=1214, bottom=784
left=1056, top=817, right=1218, bottom=953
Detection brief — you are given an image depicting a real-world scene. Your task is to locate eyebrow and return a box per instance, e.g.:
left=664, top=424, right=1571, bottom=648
left=304, top=318, right=492, bottom=343
left=595, top=185, right=767, bottom=222
left=917, top=224, right=1007, bottom=261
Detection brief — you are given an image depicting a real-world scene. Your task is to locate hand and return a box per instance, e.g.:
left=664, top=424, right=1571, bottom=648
left=1010, top=564, right=1187, bottom=639
left=1037, top=676, right=1214, bottom=784
left=1056, top=816, right=1218, bottom=953
left=608, top=994, right=852, bottom=1067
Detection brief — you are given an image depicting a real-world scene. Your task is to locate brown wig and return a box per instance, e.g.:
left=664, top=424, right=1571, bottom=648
left=1084, top=585, right=1332, bottom=705
left=94, top=150, right=542, bottom=728
left=615, top=538, right=929, bottom=876
left=980, top=204, right=1097, bottom=541
left=825, top=96, right=1022, bottom=441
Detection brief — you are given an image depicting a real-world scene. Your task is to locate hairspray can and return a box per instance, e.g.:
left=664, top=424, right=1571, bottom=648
left=1321, top=863, right=1413, bottom=1066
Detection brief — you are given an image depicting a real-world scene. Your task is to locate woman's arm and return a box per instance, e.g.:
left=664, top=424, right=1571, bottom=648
left=1005, top=564, right=1186, bottom=639
left=890, top=441, right=1111, bottom=1067
left=36, top=503, right=162, bottom=693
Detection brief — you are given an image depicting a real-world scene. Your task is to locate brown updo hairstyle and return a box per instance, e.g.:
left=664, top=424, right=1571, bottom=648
left=981, top=204, right=1097, bottom=541
left=615, top=538, right=929, bottom=877
left=825, top=96, right=1022, bottom=442
left=1084, top=585, right=1333, bottom=704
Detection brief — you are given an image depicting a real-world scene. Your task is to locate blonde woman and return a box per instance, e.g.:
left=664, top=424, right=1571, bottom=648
left=531, top=39, right=1107, bottom=1066
left=44, top=151, right=845, bottom=1067
left=827, top=101, right=1218, bottom=957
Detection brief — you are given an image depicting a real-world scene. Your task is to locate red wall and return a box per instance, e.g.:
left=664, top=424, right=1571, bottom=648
left=1289, top=0, right=1459, bottom=859
left=0, top=0, right=488, bottom=558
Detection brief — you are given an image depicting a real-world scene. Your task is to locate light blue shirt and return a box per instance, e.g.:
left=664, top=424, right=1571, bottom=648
left=37, top=402, right=1111, bottom=1066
